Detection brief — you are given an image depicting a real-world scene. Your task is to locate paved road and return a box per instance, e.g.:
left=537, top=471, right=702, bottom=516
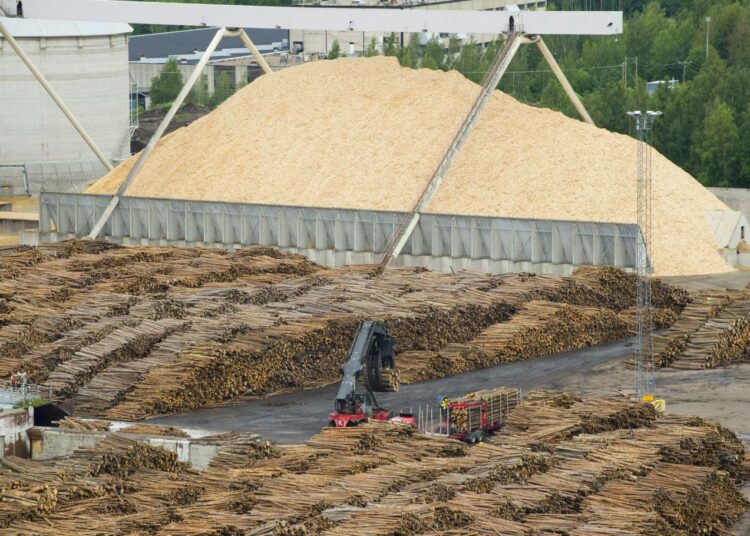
left=155, top=337, right=637, bottom=443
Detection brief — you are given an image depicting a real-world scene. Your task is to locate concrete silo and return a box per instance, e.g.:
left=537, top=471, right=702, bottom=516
left=0, top=15, right=132, bottom=193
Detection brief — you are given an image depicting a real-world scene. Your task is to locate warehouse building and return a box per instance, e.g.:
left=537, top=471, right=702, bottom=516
left=129, top=27, right=289, bottom=108
left=0, top=15, right=133, bottom=194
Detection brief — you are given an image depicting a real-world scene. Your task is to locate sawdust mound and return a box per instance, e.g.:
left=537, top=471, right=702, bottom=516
left=89, top=56, right=731, bottom=277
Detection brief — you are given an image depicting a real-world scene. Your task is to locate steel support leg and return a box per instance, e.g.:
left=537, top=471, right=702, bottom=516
left=237, top=29, right=272, bottom=75
left=385, top=33, right=522, bottom=265
left=534, top=36, right=595, bottom=126
left=87, top=27, right=228, bottom=240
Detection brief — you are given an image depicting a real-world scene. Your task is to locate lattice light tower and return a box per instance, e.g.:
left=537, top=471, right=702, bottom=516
left=627, top=110, right=661, bottom=401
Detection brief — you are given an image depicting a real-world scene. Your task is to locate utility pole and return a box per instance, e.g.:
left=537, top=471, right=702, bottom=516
left=678, top=60, right=691, bottom=83
left=706, top=17, right=711, bottom=59
left=634, top=55, right=638, bottom=84
left=627, top=110, right=662, bottom=402
left=622, top=57, right=628, bottom=86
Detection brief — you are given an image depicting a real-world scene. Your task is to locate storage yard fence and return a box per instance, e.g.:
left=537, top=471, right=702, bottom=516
left=39, top=193, right=643, bottom=274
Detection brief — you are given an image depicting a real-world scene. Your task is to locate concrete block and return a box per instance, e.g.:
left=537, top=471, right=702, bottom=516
left=0, top=408, right=33, bottom=458
left=723, top=249, right=739, bottom=267
left=31, top=428, right=104, bottom=460
left=19, top=230, right=39, bottom=246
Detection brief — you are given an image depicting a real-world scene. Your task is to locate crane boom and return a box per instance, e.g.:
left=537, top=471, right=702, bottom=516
left=330, top=320, right=398, bottom=427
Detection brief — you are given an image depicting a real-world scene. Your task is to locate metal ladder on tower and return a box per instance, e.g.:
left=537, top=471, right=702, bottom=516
left=379, top=31, right=522, bottom=267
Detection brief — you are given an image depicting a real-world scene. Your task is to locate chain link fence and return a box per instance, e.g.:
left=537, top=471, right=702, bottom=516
left=0, top=159, right=109, bottom=196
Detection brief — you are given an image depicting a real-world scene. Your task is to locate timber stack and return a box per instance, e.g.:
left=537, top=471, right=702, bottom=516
left=0, top=389, right=746, bottom=534
left=0, top=242, right=688, bottom=419
left=638, top=289, right=750, bottom=369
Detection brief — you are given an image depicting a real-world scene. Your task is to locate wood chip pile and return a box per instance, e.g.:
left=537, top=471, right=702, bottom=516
left=0, top=242, right=686, bottom=419
left=87, top=57, right=732, bottom=277
left=1, top=390, right=747, bottom=535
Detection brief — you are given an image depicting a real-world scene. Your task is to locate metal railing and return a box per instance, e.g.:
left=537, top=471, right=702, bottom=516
left=0, top=164, right=31, bottom=196
left=0, top=378, right=43, bottom=407
left=0, top=160, right=109, bottom=195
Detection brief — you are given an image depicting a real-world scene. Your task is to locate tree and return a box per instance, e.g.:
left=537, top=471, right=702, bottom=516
left=211, top=72, right=234, bottom=107
left=383, top=33, right=399, bottom=57
left=694, top=98, right=741, bottom=186
left=186, top=74, right=210, bottom=107
left=738, top=105, right=750, bottom=187
left=149, top=58, right=184, bottom=106
left=452, top=39, right=482, bottom=84
left=364, top=37, right=379, bottom=57
left=396, top=36, right=419, bottom=69
left=421, top=37, right=444, bottom=70
left=584, top=81, right=630, bottom=134
left=328, top=39, right=342, bottom=60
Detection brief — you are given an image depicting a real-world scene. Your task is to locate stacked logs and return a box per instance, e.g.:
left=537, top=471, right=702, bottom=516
left=399, top=301, right=631, bottom=383
left=650, top=291, right=750, bottom=369
left=57, top=417, right=111, bottom=432
left=540, top=265, right=689, bottom=313
left=445, top=387, right=520, bottom=432
left=0, top=242, right=690, bottom=420
left=119, top=423, right=188, bottom=437
left=0, top=390, right=747, bottom=534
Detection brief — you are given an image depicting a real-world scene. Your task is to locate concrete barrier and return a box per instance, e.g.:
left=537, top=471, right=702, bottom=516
left=39, top=192, right=644, bottom=275
left=0, top=408, right=34, bottom=458
left=29, top=427, right=223, bottom=469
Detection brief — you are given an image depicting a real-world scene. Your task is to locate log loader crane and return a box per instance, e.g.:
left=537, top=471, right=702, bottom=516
left=329, top=320, right=411, bottom=427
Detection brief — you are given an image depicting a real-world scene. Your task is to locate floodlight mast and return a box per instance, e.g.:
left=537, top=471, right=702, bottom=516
left=627, top=110, right=661, bottom=402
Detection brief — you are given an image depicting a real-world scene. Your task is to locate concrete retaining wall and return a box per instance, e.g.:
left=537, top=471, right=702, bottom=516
left=0, top=408, right=33, bottom=458
left=29, top=427, right=221, bottom=469
left=39, top=192, right=644, bottom=275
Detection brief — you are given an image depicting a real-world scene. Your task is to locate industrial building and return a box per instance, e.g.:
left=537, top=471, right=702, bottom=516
left=0, top=15, right=132, bottom=194
left=129, top=27, right=289, bottom=108
left=0, top=2, right=748, bottom=534
left=289, top=0, right=547, bottom=56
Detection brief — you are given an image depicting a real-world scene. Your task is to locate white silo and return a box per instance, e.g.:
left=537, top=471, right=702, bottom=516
left=0, top=14, right=132, bottom=193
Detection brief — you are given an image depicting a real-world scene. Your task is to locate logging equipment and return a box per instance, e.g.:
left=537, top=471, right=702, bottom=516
left=441, top=389, right=517, bottom=444
left=329, top=320, right=405, bottom=427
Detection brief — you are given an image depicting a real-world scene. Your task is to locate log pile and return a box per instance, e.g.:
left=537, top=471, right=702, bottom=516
left=632, top=289, right=750, bottom=369
left=0, top=389, right=746, bottom=534
left=445, top=387, right=520, bottom=432
left=0, top=242, right=688, bottom=419
left=57, top=417, right=111, bottom=432
left=399, top=301, right=631, bottom=383
left=119, top=423, right=188, bottom=437
left=539, top=265, right=689, bottom=312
